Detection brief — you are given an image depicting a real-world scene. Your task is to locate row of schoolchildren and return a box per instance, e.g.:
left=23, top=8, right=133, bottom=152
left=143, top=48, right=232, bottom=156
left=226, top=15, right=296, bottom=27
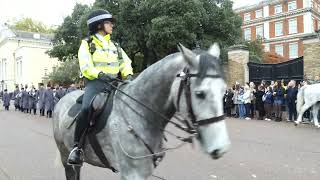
left=1, top=83, right=78, bottom=118
left=224, top=80, right=300, bottom=122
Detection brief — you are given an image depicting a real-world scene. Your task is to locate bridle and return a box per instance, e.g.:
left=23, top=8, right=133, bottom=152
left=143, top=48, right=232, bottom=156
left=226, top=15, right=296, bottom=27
left=175, top=67, right=225, bottom=135
left=105, top=55, right=226, bottom=170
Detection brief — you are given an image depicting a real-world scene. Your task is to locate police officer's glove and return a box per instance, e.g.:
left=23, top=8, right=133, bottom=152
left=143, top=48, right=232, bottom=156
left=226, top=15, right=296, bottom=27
left=122, top=75, right=134, bottom=84
left=98, top=72, right=116, bottom=82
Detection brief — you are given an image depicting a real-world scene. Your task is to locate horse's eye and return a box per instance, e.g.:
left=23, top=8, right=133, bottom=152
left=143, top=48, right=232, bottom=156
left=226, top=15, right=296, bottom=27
left=195, top=91, right=206, bottom=99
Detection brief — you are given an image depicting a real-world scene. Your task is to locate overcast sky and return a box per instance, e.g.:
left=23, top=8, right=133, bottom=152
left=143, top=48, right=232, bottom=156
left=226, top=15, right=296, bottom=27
left=0, top=0, right=263, bottom=26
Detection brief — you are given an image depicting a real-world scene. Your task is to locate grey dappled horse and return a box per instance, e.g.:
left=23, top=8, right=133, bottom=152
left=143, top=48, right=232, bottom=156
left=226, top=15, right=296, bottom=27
left=294, top=83, right=320, bottom=128
left=53, top=43, right=230, bottom=180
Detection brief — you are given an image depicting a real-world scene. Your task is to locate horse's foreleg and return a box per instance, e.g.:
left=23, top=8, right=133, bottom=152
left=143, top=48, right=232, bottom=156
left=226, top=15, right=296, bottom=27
left=120, top=172, right=149, bottom=180
left=64, top=164, right=78, bottom=180
left=58, top=145, right=80, bottom=180
left=295, top=103, right=313, bottom=125
left=73, top=166, right=81, bottom=180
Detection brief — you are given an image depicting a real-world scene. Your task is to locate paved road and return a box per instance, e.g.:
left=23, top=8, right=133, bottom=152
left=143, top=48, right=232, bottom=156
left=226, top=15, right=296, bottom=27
left=0, top=107, right=319, bottom=180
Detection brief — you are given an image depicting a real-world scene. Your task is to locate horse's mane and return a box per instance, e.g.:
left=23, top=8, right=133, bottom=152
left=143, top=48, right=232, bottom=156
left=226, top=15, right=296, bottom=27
left=134, top=52, right=182, bottom=80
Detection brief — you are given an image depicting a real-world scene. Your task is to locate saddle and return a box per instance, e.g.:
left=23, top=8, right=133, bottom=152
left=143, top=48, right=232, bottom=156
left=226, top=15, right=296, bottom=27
left=67, top=88, right=117, bottom=172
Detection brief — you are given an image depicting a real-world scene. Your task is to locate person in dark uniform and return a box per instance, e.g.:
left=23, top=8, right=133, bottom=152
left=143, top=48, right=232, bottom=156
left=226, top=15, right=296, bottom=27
left=67, top=84, right=77, bottom=93
left=44, top=85, right=54, bottom=118
left=2, top=89, right=10, bottom=110
left=55, top=85, right=66, bottom=102
left=28, top=85, right=38, bottom=115
left=13, top=86, right=20, bottom=110
left=19, top=88, right=24, bottom=112
left=37, top=84, right=46, bottom=116
left=21, top=86, right=29, bottom=113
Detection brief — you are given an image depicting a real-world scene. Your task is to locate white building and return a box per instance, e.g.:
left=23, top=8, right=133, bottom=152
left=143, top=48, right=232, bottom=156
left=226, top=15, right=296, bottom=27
left=0, top=24, right=59, bottom=92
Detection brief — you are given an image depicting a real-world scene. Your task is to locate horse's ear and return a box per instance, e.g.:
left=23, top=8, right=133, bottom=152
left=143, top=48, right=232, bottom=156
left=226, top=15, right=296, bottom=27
left=208, top=43, right=220, bottom=58
left=177, top=43, right=197, bottom=67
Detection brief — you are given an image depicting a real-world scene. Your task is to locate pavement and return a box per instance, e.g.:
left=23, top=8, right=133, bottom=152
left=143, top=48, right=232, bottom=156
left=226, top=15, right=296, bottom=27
left=0, top=107, right=319, bottom=180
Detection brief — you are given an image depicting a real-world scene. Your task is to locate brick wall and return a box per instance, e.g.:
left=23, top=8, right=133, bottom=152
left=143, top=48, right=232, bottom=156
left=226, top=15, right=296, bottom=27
left=297, top=15, right=304, bottom=33
left=270, top=21, right=275, bottom=38
left=227, top=48, right=249, bottom=87
left=303, top=41, right=320, bottom=78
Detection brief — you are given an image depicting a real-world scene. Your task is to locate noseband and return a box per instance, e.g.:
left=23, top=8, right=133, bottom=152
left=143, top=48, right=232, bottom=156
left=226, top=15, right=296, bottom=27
left=176, top=67, right=225, bottom=134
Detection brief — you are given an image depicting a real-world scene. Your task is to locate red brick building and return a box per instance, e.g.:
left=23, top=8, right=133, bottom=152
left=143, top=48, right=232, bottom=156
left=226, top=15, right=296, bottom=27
left=235, top=0, right=320, bottom=61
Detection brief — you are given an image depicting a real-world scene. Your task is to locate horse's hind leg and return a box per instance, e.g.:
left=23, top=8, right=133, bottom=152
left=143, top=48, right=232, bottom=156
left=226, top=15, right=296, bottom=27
left=295, top=103, right=313, bottom=126
left=312, top=103, right=320, bottom=128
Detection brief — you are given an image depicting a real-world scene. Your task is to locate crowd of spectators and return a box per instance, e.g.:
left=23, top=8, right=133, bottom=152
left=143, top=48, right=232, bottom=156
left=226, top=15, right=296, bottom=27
left=224, top=76, right=320, bottom=122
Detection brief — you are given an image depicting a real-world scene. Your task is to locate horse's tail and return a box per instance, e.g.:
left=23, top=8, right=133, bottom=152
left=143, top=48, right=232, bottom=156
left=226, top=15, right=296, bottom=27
left=297, top=86, right=306, bottom=113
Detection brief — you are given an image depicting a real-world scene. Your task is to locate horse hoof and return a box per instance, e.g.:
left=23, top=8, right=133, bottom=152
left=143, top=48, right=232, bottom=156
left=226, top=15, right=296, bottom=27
left=294, top=122, right=298, bottom=126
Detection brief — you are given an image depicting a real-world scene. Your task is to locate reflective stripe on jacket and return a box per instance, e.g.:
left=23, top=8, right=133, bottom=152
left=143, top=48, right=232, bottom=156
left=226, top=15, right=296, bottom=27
left=78, top=34, right=133, bottom=80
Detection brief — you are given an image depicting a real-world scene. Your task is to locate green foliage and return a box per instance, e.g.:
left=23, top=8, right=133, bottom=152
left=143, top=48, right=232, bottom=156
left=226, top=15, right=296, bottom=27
left=47, top=3, right=91, bottom=62
left=48, top=59, right=80, bottom=85
left=49, top=0, right=242, bottom=73
left=11, top=17, right=54, bottom=33
left=244, top=38, right=264, bottom=63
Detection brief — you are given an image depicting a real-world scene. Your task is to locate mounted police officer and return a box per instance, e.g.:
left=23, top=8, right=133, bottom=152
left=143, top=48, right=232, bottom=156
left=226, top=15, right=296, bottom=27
left=67, top=9, right=134, bottom=166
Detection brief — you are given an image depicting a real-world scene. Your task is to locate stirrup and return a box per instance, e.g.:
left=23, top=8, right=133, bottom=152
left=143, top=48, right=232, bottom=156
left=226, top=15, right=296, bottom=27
left=67, top=147, right=84, bottom=166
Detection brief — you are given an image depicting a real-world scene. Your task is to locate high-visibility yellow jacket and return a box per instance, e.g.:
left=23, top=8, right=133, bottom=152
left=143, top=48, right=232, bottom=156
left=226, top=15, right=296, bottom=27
left=78, top=33, right=133, bottom=80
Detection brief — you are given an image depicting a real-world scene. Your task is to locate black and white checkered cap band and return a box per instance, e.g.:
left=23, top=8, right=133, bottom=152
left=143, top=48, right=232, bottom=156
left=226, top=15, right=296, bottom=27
left=87, top=14, right=112, bottom=25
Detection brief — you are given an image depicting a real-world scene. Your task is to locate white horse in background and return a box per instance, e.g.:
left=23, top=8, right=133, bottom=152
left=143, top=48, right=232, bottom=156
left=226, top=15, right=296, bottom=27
left=294, top=83, right=320, bottom=128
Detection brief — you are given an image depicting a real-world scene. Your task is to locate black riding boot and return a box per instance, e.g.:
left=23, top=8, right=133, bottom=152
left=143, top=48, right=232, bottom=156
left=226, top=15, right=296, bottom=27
left=67, top=110, right=88, bottom=166
left=33, top=109, right=37, bottom=115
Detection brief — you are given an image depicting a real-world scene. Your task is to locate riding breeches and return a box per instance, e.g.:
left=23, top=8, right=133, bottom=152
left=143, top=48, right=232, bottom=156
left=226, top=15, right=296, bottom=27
left=74, top=79, right=112, bottom=143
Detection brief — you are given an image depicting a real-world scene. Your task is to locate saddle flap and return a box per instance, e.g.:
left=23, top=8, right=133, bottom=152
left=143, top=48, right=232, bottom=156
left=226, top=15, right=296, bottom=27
left=92, top=93, right=109, bottom=112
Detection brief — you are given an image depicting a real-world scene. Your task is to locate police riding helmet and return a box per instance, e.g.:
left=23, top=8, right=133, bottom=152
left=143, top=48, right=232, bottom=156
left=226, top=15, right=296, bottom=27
left=87, top=9, right=113, bottom=33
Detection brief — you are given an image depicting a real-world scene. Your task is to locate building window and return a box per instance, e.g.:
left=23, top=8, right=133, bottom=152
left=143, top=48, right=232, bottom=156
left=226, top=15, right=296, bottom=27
left=244, top=28, right=251, bottom=40
left=275, top=4, right=282, bottom=14
left=244, top=13, right=251, bottom=21
left=275, top=21, right=283, bottom=36
left=289, top=18, right=297, bottom=34
left=288, top=1, right=297, bottom=11
left=289, top=42, right=298, bottom=58
left=256, top=25, right=264, bottom=38
left=256, top=9, right=263, bottom=18
left=275, top=44, right=284, bottom=56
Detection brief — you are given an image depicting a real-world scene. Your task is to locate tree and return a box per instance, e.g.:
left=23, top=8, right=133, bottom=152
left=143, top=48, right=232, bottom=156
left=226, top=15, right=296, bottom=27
left=11, top=17, right=54, bottom=33
left=94, top=0, right=242, bottom=69
left=49, top=0, right=242, bottom=73
left=47, top=3, right=91, bottom=62
left=48, top=59, right=80, bottom=86
left=244, top=38, right=264, bottom=63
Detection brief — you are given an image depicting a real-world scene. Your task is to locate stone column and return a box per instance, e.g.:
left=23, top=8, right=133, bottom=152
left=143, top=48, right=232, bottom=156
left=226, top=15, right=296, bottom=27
left=302, top=34, right=320, bottom=79
left=226, top=45, right=249, bottom=87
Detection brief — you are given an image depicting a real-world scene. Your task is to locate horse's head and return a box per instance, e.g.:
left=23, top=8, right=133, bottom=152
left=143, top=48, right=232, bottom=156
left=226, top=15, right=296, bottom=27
left=175, top=43, right=230, bottom=159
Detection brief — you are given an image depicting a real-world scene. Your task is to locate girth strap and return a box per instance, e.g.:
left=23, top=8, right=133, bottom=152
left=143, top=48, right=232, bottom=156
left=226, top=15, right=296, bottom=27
left=87, top=133, right=118, bottom=172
